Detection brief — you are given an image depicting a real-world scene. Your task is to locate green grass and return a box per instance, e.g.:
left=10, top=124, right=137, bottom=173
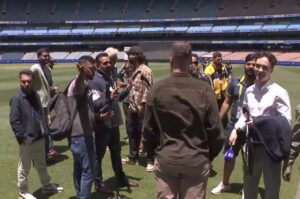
left=0, top=63, right=300, bottom=199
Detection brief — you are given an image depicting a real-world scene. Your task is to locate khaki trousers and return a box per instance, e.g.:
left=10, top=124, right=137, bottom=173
left=295, top=181, right=300, bottom=199
left=154, top=159, right=210, bottom=199
left=18, top=138, right=51, bottom=193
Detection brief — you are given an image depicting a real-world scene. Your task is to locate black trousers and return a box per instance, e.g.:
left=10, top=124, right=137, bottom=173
left=127, top=110, right=155, bottom=162
left=122, top=102, right=130, bottom=137
left=94, top=125, right=126, bottom=185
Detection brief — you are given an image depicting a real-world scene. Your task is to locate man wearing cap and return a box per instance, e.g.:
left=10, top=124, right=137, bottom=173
left=121, top=46, right=155, bottom=172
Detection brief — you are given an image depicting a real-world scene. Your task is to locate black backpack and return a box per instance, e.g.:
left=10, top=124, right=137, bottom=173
left=48, top=81, right=76, bottom=141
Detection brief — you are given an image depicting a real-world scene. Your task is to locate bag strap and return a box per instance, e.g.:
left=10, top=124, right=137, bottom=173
left=64, top=78, right=78, bottom=127
left=63, top=78, right=76, bottom=95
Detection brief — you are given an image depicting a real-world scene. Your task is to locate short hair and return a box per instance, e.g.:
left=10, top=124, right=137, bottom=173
left=19, top=69, right=33, bottom=79
left=245, top=53, right=257, bottom=63
left=255, top=51, right=277, bottom=68
left=170, top=41, right=192, bottom=67
left=104, top=47, right=119, bottom=57
left=95, top=52, right=109, bottom=65
left=78, top=55, right=95, bottom=65
left=37, top=48, right=49, bottom=57
left=213, top=51, right=222, bottom=59
left=191, top=53, right=198, bottom=60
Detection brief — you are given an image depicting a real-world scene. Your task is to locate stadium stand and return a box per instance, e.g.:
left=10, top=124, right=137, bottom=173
left=223, top=52, right=252, bottom=60
left=64, top=52, right=92, bottom=59
left=48, top=27, right=72, bottom=35
left=50, top=52, right=70, bottom=59
left=0, top=0, right=300, bottom=64
left=71, top=27, right=95, bottom=34
left=1, top=0, right=300, bottom=21
left=276, top=53, right=300, bottom=62
left=117, top=27, right=141, bottom=33
left=94, top=28, right=118, bottom=34
left=21, top=52, right=36, bottom=60
left=1, top=52, right=24, bottom=60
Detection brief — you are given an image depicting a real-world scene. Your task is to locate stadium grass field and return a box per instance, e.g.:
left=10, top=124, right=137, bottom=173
left=1, top=62, right=300, bottom=199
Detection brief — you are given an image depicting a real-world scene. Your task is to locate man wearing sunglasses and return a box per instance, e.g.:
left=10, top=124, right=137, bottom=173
left=189, top=53, right=212, bottom=86
left=211, top=53, right=256, bottom=195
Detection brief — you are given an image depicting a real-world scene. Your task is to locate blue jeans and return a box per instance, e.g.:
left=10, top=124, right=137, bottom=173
left=70, top=136, right=95, bottom=199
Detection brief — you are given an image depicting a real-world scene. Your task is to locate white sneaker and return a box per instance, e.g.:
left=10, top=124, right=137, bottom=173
left=241, top=189, right=244, bottom=199
left=146, top=162, right=154, bottom=172
left=19, top=192, right=37, bottom=199
left=121, top=157, right=138, bottom=165
left=42, top=183, right=64, bottom=194
left=211, top=182, right=231, bottom=194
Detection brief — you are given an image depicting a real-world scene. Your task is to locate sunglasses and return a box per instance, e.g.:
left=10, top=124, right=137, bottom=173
left=21, top=80, right=32, bottom=84
left=191, top=61, right=198, bottom=65
left=102, top=61, right=111, bottom=65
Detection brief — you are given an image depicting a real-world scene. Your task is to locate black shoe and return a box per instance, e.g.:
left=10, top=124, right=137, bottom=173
left=118, top=179, right=139, bottom=188
left=94, top=182, right=113, bottom=194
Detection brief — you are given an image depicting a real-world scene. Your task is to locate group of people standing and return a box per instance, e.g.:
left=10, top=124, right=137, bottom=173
left=198, top=50, right=298, bottom=199
left=8, top=41, right=300, bottom=199
left=9, top=46, right=153, bottom=199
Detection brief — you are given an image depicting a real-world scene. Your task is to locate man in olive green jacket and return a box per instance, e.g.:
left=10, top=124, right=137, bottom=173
left=283, top=104, right=300, bottom=199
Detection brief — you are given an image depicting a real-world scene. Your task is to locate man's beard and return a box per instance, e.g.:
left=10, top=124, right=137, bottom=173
left=245, top=68, right=255, bottom=79
left=21, top=87, right=33, bottom=95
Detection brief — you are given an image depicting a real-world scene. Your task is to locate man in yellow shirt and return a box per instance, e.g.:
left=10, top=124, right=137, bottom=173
left=204, top=52, right=230, bottom=126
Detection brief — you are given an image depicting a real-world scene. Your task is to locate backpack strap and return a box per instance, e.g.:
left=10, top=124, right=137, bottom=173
left=64, top=78, right=78, bottom=129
